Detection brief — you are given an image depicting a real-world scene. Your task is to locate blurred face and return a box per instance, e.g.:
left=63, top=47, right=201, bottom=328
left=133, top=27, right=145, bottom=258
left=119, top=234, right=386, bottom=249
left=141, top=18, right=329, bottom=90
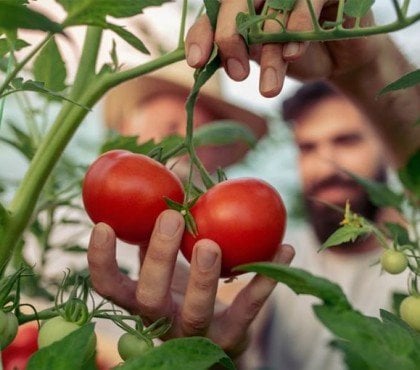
left=293, top=96, right=386, bottom=243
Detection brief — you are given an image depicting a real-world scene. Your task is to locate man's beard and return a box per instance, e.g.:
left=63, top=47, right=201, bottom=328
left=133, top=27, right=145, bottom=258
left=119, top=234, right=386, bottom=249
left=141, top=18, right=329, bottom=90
left=303, top=166, right=387, bottom=246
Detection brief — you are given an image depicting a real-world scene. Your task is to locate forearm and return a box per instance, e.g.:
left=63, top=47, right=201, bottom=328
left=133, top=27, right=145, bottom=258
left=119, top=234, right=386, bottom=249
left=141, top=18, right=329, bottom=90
left=331, top=36, right=420, bottom=168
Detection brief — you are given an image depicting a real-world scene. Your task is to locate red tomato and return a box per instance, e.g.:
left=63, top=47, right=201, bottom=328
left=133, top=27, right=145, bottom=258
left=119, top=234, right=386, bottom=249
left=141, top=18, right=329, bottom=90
left=2, top=323, right=38, bottom=370
left=82, top=150, right=184, bottom=245
left=181, top=178, right=287, bottom=277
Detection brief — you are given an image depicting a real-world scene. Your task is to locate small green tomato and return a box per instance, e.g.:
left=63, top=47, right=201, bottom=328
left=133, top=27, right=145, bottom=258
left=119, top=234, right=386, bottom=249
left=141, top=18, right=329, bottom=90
left=380, top=249, right=408, bottom=274
left=118, top=333, right=150, bottom=361
left=0, top=310, right=19, bottom=350
left=400, top=295, right=420, bottom=331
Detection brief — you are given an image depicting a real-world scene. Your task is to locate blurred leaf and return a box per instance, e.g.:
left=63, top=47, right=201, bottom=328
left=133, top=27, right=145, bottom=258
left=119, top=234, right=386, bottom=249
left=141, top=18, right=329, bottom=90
left=27, top=324, right=96, bottom=370
left=385, top=222, right=411, bottom=246
left=344, top=170, right=404, bottom=209
left=101, top=134, right=157, bottom=154
left=398, top=150, right=420, bottom=198
left=2, top=78, right=89, bottom=109
left=0, top=2, right=62, bottom=32
left=379, top=70, right=420, bottom=96
left=193, top=120, right=257, bottom=148
left=343, top=0, right=375, bottom=18
left=268, top=0, right=297, bottom=11
left=105, top=22, right=149, bottom=54
left=392, top=292, right=409, bottom=315
left=204, top=0, right=220, bottom=30
left=33, top=37, right=67, bottom=92
left=236, top=263, right=352, bottom=308
left=63, top=245, right=88, bottom=253
left=119, top=337, right=235, bottom=370
left=322, top=224, right=372, bottom=249
left=0, top=37, right=30, bottom=57
left=0, top=120, right=35, bottom=159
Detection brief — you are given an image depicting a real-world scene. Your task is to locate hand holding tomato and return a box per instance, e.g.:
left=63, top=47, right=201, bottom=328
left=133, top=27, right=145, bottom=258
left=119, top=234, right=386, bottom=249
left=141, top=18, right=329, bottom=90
left=87, top=209, right=295, bottom=357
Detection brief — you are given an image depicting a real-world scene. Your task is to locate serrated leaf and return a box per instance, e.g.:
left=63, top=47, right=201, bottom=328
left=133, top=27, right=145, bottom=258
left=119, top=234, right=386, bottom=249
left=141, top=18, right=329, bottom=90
left=379, top=69, right=420, bottom=96
left=105, top=22, right=149, bottom=54
left=343, top=0, right=375, bottom=18
left=0, top=38, right=30, bottom=57
left=26, top=324, right=96, bottom=370
left=0, top=2, right=62, bottom=32
left=119, top=337, right=235, bottom=370
left=193, top=120, right=256, bottom=148
left=268, top=0, right=296, bottom=12
left=59, top=0, right=171, bottom=25
left=398, top=150, right=420, bottom=198
left=33, top=37, right=66, bottom=92
left=235, top=263, right=352, bottom=308
left=204, top=0, right=220, bottom=30
left=322, top=224, right=372, bottom=249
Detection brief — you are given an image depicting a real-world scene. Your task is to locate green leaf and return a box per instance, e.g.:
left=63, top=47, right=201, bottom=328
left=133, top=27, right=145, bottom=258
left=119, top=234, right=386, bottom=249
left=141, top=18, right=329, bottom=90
left=343, top=0, right=375, bottom=18
left=0, top=2, right=62, bottom=32
left=204, top=0, right=220, bottom=30
left=105, top=22, right=149, bottom=54
left=26, top=324, right=97, bottom=370
left=398, top=149, right=420, bottom=198
left=385, top=222, right=411, bottom=247
left=322, top=224, right=372, bottom=249
left=119, top=337, right=235, bottom=370
left=0, top=38, right=30, bottom=57
left=268, top=0, right=297, bottom=12
left=59, top=0, right=171, bottom=25
left=0, top=120, right=35, bottom=159
left=235, top=263, right=352, bottom=308
left=193, top=120, right=257, bottom=148
left=33, top=37, right=67, bottom=92
left=315, top=305, right=420, bottom=370
left=344, top=171, right=404, bottom=209
left=379, top=69, right=420, bottom=96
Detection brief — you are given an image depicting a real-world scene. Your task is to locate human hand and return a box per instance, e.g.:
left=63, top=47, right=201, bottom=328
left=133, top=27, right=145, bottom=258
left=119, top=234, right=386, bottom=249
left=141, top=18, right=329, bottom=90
left=87, top=209, right=295, bottom=357
left=185, top=0, right=382, bottom=97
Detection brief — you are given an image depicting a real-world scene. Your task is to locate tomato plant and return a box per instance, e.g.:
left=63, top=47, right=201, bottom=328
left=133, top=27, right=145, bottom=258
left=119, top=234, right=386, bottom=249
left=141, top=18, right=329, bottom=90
left=380, top=249, right=408, bottom=275
left=400, top=295, right=420, bottom=331
left=117, top=332, right=151, bottom=361
left=82, top=150, right=184, bottom=245
left=0, top=310, right=19, bottom=350
left=181, top=178, right=286, bottom=277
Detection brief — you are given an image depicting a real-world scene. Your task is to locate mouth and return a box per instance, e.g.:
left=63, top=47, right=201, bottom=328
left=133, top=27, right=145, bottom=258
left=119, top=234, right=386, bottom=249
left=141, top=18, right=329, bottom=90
left=312, top=184, right=358, bottom=204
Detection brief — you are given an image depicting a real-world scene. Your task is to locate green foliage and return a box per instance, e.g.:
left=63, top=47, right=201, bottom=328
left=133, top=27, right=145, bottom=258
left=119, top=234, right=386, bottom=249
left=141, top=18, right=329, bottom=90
left=322, top=224, right=373, bottom=249
left=0, top=38, right=29, bottom=57
left=33, top=37, right=67, bottom=93
left=204, top=0, right=220, bottom=30
left=0, top=1, right=62, bottom=32
left=26, top=324, right=97, bottom=370
left=343, top=0, right=375, bottom=18
left=268, top=0, right=297, bottom=12
left=118, top=337, right=235, bottom=370
left=398, top=150, right=420, bottom=198
left=379, top=70, right=420, bottom=96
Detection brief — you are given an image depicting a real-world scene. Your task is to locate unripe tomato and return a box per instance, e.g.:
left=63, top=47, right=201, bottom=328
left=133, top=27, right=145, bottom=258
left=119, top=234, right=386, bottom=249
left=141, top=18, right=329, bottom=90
left=0, top=310, right=19, bottom=350
left=380, top=249, right=408, bottom=274
left=117, top=333, right=150, bottom=361
left=181, top=178, right=287, bottom=277
left=400, top=295, right=420, bottom=331
left=82, top=150, right=184, bottom=245
left=38, top=316, right=96, bottom=356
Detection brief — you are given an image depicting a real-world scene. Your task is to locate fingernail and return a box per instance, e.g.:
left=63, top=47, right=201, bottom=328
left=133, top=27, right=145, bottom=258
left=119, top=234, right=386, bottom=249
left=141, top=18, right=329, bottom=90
left=187, top=43, right=202, bottom=66
left=159, top=211, right=180, bottom=237
left=283, top=42, right=300, bottom=58
left=260, top=67, right=279, bottom=95
left=92, top=223, right=109, bottom=247
left=196, top=244, right=218, bottom=271
left=227, top=58, right=246, bottom=80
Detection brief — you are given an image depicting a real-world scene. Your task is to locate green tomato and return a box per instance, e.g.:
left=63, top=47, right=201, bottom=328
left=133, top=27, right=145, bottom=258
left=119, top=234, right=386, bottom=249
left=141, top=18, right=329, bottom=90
left=118, top=333, right=150, bottom=361
left=400, top=295, right=420, bottom=331
left=380, top=249, right=408, bottom=274
left=0, top=310, right=19, bottom=350
left=38, top=316, right=96, bottom=356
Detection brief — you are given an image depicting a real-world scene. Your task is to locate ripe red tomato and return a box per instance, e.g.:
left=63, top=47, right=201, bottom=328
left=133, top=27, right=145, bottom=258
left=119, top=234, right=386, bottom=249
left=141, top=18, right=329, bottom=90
left=82, top=150, right=184, bottom=245
left=181, top=178, right=287, bottom=277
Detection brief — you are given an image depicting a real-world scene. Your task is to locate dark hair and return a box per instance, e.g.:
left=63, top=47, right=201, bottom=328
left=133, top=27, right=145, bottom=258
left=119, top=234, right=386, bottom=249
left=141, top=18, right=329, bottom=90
left=282, top=81, right=341, bottom=123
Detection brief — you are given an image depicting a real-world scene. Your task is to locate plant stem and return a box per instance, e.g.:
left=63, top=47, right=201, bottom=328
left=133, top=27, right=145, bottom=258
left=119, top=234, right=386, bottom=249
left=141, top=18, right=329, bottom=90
left=178, top=0, right=189, bottom=48
left=247, top=13, right=420, bottom=43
